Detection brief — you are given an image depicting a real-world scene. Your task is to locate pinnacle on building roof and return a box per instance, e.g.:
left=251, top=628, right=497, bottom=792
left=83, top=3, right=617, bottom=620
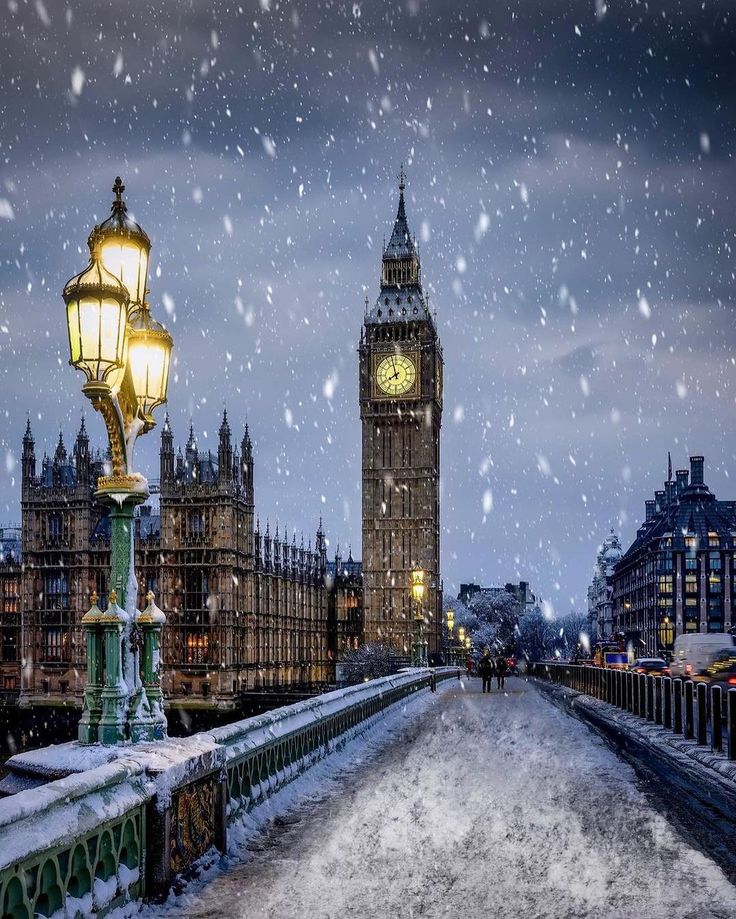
left=220, top=407, right=230, bottom=434
left=23, top=415, right=33, bottom=443
left=384, top=164, right=416, bottom=260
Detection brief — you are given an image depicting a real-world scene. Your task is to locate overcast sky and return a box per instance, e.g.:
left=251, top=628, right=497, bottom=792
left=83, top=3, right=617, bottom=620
left=1, top=0, right=735, bottom=615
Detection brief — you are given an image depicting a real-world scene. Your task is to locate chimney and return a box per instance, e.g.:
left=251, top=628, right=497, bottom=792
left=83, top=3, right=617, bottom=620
left=665, top=480, right=676, bottom=504
left=645, top=499, right=655, bottom=521
left=690, top=456, right=704, bottom=487
left=676, top=469, right=689, bottom=495
left=654, top=490, right=665, bottom=513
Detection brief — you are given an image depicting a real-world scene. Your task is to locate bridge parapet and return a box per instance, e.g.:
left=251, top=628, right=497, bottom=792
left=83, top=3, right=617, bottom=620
left=0, top=667, right=459, bottom=917
left=210, top=668, right=459, bottom=821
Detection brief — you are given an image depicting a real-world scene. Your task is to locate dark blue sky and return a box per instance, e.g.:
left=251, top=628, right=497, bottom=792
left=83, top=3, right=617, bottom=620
left=1, top=0, right=735, bottom=615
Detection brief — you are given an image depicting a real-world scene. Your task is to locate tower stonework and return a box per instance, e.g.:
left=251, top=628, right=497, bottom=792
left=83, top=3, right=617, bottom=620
left=359, top=173, right=443, bottom=656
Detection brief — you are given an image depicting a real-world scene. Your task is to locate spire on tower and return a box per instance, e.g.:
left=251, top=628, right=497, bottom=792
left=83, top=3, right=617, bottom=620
left=667, top=451, right=673, bottom=482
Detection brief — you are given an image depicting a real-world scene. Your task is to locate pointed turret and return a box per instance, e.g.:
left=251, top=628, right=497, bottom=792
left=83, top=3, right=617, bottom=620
left=74, top=416, right=90, bottom=485
left=218, top=408, right=232, bottom=486
left=185, top=421, right=198, bottom=482
left=22, top=415, right=36, bottom=489
left=254, top=516, right=262, bottom=568
left=367, top=166, right=430, bottom=324
left=160, top=412, right=174, bottom=490
left=264, top=520, right=272, bottom=571
left=241, top=422, right=254, bottom=501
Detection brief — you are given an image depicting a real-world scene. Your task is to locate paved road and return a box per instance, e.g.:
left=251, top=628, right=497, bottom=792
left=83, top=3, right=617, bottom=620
left=163, top=677, right=736, bottom=919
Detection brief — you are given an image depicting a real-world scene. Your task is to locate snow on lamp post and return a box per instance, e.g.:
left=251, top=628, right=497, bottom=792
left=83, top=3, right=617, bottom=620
left=411, top=568, right=426, bottom=667
left=64, top=177, right=172, bottom=745
left=446, top=608, right=455, bottom=664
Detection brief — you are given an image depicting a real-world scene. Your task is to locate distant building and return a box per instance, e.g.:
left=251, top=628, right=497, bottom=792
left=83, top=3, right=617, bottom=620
left=458, top=580, right=538, bottom=613
left=587, top=530, right=623, bottom=642
left=11, top=414, right=344, bottom=710
left=326, top=549, right=364, bottom=658
left=613, top=455, right=736, bottom=657
left=0, top=526, right=21, bottom=697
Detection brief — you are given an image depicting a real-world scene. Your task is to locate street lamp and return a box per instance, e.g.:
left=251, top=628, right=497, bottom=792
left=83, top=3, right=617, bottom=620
left=64, top=177, right=171, bottom=746
left=446, top=608, right=455, bottom=664
left=411, top=567, right=426, bottom=667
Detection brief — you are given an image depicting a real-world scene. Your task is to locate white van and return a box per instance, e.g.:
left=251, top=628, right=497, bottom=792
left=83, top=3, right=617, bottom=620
left=670, top=633, right=736, bottom=678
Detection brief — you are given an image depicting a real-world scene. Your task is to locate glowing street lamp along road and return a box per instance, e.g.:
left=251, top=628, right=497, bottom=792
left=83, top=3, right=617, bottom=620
left=63, top=177, right=172, bottom=746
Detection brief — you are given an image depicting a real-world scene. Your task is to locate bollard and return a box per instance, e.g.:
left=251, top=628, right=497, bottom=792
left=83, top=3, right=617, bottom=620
left=673, top=679, right=683, bottom=734
left=729, top=689, right=736, bottom=761
left=697, top=683, right=708, bottom=746
left=627, top=671, right=634, bottom=713
left=712, top=685, right=723, bottom=754
left=646, top=675, right=654, bottom=721
left=685, top=681, right=694, bottom=740
left=654, top=676, right=662, bottom=725
left=639, top=674, right=648, bottom=720
left=632, top=671, right=639, bottom=716
left=663, top=677, right=672, bottom=730
left=622, top=670, right=628, bottom=711
left=617, top=670, right=624, bottom=708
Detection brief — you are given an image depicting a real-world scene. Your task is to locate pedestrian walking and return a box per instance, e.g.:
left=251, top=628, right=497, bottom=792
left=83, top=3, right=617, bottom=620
left=478, top=650, right=493, bottom=694
left=496, top=655, right=508, bottom=690
left=466, top=655, right=474, bottom=679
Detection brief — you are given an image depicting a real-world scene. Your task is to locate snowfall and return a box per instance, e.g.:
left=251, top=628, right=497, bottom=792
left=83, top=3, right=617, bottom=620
left=139, top=677, right=736, bottom=919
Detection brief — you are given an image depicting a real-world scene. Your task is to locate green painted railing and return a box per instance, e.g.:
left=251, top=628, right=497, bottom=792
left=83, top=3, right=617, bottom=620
left=0, top=760, right=149, bottom=918
left=0, top=667, right=460, bottom=918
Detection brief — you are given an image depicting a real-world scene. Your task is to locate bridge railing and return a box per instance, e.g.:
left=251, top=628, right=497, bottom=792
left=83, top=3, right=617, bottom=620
left=212, top=667, right=459, bottom=821
left=0, top=667, right=460, bottom=917
left=0, top=759, right=150, bottom=919
left=529, top=661, right=736, bottom=761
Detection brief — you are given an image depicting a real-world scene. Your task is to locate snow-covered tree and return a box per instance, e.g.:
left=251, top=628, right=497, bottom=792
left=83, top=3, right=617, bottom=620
left=556, top=612, right=591, bottom=660
left=468, top=590, right=521, bottom=652
left=341, top=642, right=396, bottom=683
left=516, top=605, right=557, bottom=662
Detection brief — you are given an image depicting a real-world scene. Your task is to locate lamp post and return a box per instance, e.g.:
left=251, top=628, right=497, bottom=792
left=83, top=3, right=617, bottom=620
left=411, top=567, right=426, bottom=667
left=64, top=177, right=172, bottom=745
left=446, top=608, right=455, bottom=665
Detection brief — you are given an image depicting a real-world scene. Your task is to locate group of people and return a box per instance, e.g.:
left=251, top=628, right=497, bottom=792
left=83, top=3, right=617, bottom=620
left=470, top=650, right=509, bottom=693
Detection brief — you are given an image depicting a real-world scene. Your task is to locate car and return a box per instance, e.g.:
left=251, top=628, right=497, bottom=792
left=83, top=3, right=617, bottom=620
left=629, top=658, right=670, bottom=675
left=670, top=633, right=736, bottom=679
left=693, top=653, right=736, bottom=686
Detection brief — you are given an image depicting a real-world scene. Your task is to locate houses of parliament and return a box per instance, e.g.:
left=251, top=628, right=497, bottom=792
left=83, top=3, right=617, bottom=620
left=0, top=174, right=441, bottom=711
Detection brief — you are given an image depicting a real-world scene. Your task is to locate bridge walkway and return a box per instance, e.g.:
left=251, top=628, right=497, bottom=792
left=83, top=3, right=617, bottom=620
left=157, top=677, right=736, bottom=919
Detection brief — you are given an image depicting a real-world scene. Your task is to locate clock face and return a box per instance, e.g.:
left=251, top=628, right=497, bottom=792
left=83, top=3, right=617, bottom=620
left=376, top=353, right=417, bottom=396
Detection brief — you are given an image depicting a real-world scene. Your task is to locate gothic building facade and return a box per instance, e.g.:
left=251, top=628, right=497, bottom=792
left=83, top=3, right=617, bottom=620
left=613, top=455, right=736, bottom=656
left=13, top=414, right=335, bottom=710
left=359, top=173, right=443, bottom=655
left=587, top=530, right=623, bottom=642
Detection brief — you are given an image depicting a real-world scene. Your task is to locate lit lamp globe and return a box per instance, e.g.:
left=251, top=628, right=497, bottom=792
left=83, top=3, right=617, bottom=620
left=127, top=302, right=173, bottom=427
left=89, top=177, right=151, bottom=309
left=63, top=254, right=129, bottom=401
left=411, top=568, right=425, bottom=603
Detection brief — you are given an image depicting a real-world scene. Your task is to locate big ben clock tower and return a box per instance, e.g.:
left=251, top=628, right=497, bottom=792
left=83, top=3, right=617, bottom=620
left=359, top=170, right=443, bottom=657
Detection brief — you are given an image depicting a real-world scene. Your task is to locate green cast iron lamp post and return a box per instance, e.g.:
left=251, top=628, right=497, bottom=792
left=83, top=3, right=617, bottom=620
left=64, top=177, right=172, bottom=745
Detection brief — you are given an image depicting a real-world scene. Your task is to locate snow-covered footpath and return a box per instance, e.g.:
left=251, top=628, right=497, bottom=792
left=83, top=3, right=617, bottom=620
left=136, top=677, right=736, bottom=919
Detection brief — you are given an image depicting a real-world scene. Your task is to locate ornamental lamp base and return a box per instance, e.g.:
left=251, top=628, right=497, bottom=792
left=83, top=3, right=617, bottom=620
left=96, top=473, right=149, bottom=503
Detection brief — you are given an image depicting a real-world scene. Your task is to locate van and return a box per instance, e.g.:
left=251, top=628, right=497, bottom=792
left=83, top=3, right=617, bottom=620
left=670, top=633, right=736, bottom=679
